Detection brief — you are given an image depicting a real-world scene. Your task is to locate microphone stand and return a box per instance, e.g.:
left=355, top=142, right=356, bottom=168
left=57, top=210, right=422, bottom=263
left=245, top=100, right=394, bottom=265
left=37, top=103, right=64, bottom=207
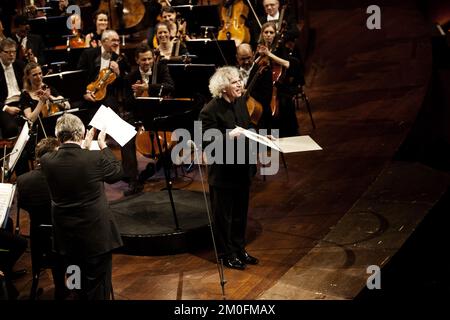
left=188, top=140, right=227, bottom=299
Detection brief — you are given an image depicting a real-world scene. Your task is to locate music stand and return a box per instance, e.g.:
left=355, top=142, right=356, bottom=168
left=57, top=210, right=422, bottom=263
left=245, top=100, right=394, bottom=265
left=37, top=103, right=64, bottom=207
left=173, top=4, right=220, bottom=37
left=43, top=69, right=86, bottom=102
left=185, top=40, right=237, bottom=66
left=167, top=63, right=215, bottom=98
left=28, top=16, right=69, bottom=48
left=135, top=97, right=196, bottom=231
left=2, top=123, right=30, bottom=183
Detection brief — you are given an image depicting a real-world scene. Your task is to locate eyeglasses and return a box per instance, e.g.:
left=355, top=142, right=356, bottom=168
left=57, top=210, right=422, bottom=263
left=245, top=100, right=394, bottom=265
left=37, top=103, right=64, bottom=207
left=109, top=39, right=120, bottom=42
left=2, top=50, right=16, bottom=55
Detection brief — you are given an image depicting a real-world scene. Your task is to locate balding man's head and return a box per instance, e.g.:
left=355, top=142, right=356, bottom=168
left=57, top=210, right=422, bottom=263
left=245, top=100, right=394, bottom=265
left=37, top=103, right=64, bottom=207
left=236, top=43, right=254, bottom=70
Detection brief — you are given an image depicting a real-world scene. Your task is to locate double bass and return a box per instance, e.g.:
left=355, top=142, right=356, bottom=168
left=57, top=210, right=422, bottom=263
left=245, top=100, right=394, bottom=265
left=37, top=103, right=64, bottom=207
left=97, top=0, right=146, bottom=30
left=218, top=0, right=251, bottom=46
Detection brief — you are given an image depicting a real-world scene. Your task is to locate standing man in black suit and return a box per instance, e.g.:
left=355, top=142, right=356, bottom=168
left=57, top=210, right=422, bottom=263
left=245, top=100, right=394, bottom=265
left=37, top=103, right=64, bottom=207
left=77, top=29, right=140, bottom=196
left=199, top=66, right=259, bottom=270
left=125, top=43, right=175, bottom=186
left=40, top=113, right=123, bottom=300
left=0, top=38, right=24, bottom=139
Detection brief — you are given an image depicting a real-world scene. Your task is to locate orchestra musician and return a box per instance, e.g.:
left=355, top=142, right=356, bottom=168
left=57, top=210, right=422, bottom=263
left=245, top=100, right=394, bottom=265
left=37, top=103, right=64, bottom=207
left=249, top=0, right=300, bottom=49
left=126, top=43, right=175, bottom=185
left=236, top=43, right=272, bottom=128
left=20, top=62, right=70, bottom=126
left=85, top=10, right=109, bottom=48
left=198, top=66, right=259, bottom=270
left=0, top=38, right=24, bottom=139
left=77, top=29, right=138, bottom=196
left=154, top=21, right=188, bottom=60
left=10, top=15, right=46, bottom=65
left=257, top=21, right=302, bottom=136
left=16, top=137, right=67, bottom=300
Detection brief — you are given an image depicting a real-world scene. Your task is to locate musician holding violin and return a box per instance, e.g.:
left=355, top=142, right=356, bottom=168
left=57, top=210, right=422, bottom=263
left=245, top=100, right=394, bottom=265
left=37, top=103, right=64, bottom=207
left=20, top=62, right=70, bottom=125
left=257, top=21, right=302, bottom=137
left=77, top=29, right=137, bottom=196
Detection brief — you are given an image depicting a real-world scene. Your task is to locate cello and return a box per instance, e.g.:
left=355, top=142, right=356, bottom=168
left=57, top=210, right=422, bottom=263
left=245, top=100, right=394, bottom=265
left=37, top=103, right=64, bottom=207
left=244, top=60, right=269, bottom=126
left=218, top=0, right=251, bottom=46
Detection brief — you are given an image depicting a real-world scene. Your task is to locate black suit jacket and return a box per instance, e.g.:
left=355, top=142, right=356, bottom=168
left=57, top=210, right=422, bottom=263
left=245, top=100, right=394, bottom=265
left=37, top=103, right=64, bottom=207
left=40, top=144, right=124, bottom=258
left=126, top=61, right=175, bottom=101
left=77, top=47, right=130, bottom=110
left=16, top=168, right=52, bottom=229
left=0, top=60, right=25, bottom=109
left=14, top=34, right=46, bottom=65
left=199, top=96, right=255, bottom=188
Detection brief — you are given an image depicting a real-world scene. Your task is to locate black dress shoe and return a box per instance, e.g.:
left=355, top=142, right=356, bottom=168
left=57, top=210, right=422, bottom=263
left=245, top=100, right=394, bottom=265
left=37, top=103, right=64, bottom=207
left=123, top=182, right=144, bottom=197
left=223, top=256, right=246, bottom=270
left=238, top=251, right=259, bottom=265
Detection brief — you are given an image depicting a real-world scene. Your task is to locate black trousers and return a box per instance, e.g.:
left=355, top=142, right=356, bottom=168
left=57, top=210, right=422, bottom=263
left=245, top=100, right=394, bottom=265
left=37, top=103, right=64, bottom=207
left=63, top=251, right=113, bottom=300
left=209, top=185, right=250, bottom=258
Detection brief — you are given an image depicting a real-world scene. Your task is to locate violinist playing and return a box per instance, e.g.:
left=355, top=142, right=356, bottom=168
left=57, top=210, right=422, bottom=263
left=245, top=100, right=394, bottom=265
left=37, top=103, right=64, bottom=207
left=257, top=21, right=302, bottom=137
left=125, top=43, right=175, bottom=190
left=20, top=62, right=70, bottom=125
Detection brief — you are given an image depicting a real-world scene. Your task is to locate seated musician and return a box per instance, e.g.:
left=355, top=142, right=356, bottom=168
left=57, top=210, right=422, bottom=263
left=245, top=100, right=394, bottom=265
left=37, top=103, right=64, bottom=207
left=85, top=10, right=109, bottom=48
left=128, top=43, right=175, bottom=98
left=0, top=38, right=24, bottom=139
left=11, top=15, right=46, bottom=65
left=20, top=62, right=70, bottom=126
left=126, top=43, right=175, bottom=185
left=154, top=22, right=188, bottom=61
left=250, top=0, right=300, bottom=49
left=16, top=137, right=67, bottom=300
left=236, top=43, right=272, bottom=129
left=257, top=21, right=302, bottom=137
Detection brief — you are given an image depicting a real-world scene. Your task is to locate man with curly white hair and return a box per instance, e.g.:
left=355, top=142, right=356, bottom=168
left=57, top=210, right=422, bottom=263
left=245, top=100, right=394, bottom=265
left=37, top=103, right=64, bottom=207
left=199, top=66, right=259, bottom=270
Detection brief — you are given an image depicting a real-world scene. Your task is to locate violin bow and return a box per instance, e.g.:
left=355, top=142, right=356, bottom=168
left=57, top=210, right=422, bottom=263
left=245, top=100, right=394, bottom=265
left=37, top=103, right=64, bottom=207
left=245, top=0, right=262, bottom=29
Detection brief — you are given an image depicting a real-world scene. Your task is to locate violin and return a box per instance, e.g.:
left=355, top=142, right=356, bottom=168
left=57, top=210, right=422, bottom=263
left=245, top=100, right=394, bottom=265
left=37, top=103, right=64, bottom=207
left=218, top=0, right=251, bottom=46
left=86, top=54, right=123, bottom=101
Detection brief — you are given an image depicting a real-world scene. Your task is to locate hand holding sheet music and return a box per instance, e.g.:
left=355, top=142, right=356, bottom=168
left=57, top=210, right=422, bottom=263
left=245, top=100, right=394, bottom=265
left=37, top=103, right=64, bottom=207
left=89, top=105, right=137, bottom=147
left=237, top=126, right=322, bottom=153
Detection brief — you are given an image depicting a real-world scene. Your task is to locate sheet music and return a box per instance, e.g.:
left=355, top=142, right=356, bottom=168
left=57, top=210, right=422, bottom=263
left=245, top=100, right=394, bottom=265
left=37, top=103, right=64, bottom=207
left=238, top=127, right=322, bottom=154
left=89, top=105, right=137, bottom=147
left=7, top=122, right=30, bottom=173
left=0, top=183, right=16, bottom=228
left=238, top=127, right=282, bottom=152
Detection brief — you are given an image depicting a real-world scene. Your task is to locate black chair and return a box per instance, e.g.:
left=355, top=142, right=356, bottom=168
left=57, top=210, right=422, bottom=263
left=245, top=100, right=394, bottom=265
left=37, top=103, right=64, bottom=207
left=29, top=224, right=65, bottom=300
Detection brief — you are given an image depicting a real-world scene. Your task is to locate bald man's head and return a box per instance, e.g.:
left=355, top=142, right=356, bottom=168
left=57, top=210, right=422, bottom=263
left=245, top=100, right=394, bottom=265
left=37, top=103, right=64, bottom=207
left=236, top=43, right=254, bottom=71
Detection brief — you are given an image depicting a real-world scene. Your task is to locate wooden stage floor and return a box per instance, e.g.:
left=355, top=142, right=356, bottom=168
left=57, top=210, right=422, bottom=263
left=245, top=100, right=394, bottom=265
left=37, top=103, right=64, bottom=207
left=11, top=0, right=449, bottom=301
